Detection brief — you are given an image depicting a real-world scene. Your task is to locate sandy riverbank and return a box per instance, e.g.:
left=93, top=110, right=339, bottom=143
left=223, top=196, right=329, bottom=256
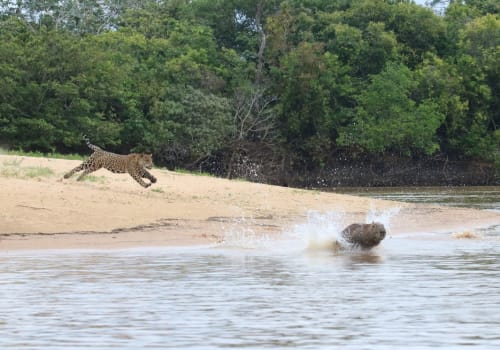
left=1, top=154, right=499, bottom=250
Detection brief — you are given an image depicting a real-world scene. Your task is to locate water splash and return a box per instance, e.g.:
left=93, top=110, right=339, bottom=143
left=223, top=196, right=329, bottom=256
left=216, top=207, right=402, bottom=253
left=365, top=205, right=401, bottom=234
left=287, top=210, right=346, bottom=251
left=287, top=207, right=401, bottom=252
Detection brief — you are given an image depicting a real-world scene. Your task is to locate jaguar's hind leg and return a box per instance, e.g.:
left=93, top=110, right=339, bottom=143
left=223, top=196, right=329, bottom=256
left=76, top=167, right=100, bottom=181
left=63, top=163, right=85, bottom=179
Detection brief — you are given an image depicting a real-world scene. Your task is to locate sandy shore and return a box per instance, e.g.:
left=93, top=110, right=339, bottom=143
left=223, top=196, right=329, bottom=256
left=1, top=154, right=499, bottom=250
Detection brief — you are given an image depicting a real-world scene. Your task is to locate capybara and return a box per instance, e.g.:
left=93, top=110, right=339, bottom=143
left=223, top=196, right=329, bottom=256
left=340, top=222, right=386, bottom=249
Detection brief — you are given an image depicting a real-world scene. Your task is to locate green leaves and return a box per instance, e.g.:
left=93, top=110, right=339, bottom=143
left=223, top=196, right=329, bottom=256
left=338, top=63, right=444, bottom=156
left=0, top=0, right=498, bottom=172
left=145, top=86, right=233, bottom=160
left=276, top=42, right=353, bottom=166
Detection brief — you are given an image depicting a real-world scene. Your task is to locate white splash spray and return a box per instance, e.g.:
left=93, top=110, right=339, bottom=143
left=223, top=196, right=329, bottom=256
left=287, top=210, right=347, bottom=251
left=215, top=207, right=402, bottom=253
left=287, top=207, right=402, bottom=252
left=365, top=205, right=401, bottom=235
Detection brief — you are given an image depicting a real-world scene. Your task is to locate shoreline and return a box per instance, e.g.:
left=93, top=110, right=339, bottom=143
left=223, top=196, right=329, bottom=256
left=1, top=155, right=499, bottom=251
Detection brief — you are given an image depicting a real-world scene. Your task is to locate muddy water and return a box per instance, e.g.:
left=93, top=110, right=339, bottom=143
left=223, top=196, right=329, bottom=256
left=1, top=187, right=500, bottom=349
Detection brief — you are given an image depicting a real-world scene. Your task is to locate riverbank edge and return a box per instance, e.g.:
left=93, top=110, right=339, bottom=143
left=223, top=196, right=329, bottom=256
left=1, top=155, right=500, bottom=251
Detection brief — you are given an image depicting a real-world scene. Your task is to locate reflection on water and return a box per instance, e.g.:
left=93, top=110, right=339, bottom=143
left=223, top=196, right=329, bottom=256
left=1, top=187, right=500, bottom=349
left=2, top=237, right=500, bottom=349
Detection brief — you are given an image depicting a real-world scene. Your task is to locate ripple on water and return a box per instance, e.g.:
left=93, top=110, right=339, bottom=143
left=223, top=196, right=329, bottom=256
left=2, top=231, right=500, bottom=349
left=2, top=199, right=500, bottom=349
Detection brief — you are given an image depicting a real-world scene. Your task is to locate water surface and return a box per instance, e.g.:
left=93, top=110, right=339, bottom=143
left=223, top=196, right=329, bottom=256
left=337, top=186, right=500, bottom=211
left=1, top=187, right=500, bottom=349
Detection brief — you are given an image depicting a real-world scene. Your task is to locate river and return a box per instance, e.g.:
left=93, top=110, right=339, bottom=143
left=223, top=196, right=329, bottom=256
left=1, top=187, right=500, bottom=349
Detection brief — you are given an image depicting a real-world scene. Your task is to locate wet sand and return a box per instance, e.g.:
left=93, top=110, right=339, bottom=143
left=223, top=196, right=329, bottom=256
left=1, top=155, right=499, bottom=250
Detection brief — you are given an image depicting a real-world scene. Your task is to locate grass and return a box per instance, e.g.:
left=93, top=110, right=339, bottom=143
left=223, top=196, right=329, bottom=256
left=1, top=159, right=21, bottom=177
left=0, top=166, right=20, bottom=177
left=5, top=150, right=84, bottom=160
left=1, top=151, right=221, bottom=176
left=291, top=188, right=319, bottom=196
left=151, top=187, right=165, bottom=193
left=0, top=159, right=55, bottom=179
left=2, top=158, right=23, bottom=167
left=23, top=166, right=55, bottom=178
left=174, top=168, right=214, bottom=177
left=0, top=150, right=87, bottom=180
left=80, top=175, right=107, bottom=183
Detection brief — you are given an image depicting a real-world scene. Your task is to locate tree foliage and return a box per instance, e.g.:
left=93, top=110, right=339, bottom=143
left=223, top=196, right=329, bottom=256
left=338, top=63, right=444, bottom=156
left=0, top=0, right=498, bottom=178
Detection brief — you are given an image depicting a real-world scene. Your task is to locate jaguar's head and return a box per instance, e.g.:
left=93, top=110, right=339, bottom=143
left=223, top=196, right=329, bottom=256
left=139, top=153, right=154, bottom=169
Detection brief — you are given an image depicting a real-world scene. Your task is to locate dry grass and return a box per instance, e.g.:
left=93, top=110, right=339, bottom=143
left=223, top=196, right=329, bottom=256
left=1, top=159, right=54, bottom=179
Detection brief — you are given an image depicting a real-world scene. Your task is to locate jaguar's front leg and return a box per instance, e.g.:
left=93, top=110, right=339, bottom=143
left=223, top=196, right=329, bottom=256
left=142, top=169, right=157, bottom=184
left=130, top=173, right=151, bottom=188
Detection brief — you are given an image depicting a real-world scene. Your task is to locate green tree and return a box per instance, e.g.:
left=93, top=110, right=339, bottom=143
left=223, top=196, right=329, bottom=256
left=0, top=25, right=129, bottom=151
left=0, top=0, right=155, bottom=34
left=338, top=63, right=444, bottom=156
left=143, top=86, right=233, bottom=167
left=415, top=54, right=468, bottom=156
left=358, top=21, right=399, bottom=76
left=1, top=0, right=499, bottom=178
left=453, top=14, right=500, bottom=160
left=276, top=42, right=353, bottom=166
left=387, top=2, right=446, bottom=67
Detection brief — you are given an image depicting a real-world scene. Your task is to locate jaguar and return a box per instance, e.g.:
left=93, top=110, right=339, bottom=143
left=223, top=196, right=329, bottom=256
left=63, top=137, right=157, bottom=188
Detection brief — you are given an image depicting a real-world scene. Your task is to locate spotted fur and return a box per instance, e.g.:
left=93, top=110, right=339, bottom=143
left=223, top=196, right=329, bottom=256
left=64, top=136, right=157, bottom=188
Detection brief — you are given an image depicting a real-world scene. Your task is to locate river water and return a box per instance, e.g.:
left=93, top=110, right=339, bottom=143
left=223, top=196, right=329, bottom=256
left=1, top=187, right=500, bottom=349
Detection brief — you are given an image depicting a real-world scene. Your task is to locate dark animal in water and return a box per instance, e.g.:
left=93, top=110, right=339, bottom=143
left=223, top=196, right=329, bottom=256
left=340, top=222, right=386, bottom=249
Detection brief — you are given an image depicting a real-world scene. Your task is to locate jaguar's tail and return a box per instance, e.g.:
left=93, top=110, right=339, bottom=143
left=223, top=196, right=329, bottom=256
left=83, top=135, right=102, bottom=152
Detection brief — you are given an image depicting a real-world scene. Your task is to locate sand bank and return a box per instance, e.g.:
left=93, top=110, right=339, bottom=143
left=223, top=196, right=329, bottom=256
left=1, top=155, right=499, bottom=250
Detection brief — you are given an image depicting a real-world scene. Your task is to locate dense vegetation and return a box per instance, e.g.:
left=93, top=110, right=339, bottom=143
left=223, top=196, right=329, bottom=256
left=0, top=0, right=499, bottom=185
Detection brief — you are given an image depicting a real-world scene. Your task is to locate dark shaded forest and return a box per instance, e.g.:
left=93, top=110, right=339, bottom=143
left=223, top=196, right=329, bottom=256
left=0, top=0, right=498, bottom=186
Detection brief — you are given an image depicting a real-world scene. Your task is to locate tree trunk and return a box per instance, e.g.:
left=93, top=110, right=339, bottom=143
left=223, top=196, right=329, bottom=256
left=254, top=0, right=266, bottom=86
